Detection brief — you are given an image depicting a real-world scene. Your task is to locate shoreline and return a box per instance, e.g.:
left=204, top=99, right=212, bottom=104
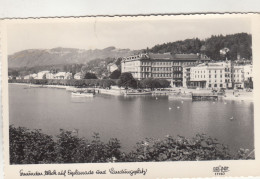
left=9, top=82, right=254, bottom=102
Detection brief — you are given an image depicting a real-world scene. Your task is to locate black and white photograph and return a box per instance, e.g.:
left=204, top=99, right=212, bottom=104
left=1, top=14, right=260, bottom=178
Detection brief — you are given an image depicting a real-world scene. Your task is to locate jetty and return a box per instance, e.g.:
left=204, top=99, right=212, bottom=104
left=191, top=93, right=218, bottom=101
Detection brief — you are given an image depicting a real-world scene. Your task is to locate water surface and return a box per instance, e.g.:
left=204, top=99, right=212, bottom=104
left=9, top=84, right=254, bottom=153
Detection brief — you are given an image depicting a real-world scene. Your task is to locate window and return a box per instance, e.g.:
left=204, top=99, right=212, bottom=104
left=214, top=84, right=217, bottom=87
left=220, top=84, right=223, bottom=87
left=209, top=84, right=212, bottom=87
left=209, top=75, right=211, bottom=78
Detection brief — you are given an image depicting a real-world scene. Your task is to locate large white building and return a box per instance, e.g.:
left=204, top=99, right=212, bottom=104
left=183, top=61, right=253, bottom=89
left=121, top=53, right=210, bottom=87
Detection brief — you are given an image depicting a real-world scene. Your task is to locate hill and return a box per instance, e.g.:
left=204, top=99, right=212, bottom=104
left=148, top=33, right=252, bottom=60
left=8, top=47, right=139, bottom=68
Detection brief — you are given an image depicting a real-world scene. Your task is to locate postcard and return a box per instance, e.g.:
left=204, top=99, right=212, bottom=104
left=1, top=13, right=260, bottom=178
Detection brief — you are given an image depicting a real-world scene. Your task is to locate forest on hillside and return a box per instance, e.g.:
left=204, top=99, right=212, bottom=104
left=148, top=33, right=252, bottom=61
left=8, top=33, right=252, bottom=77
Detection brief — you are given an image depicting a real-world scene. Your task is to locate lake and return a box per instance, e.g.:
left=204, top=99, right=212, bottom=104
left=9, top=84, right=254, bottom=153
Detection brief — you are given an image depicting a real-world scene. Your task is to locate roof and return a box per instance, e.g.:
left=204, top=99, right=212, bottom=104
left=172, top=54, right=210, bottom=61
left=38, top=71, right=50, bottom=74
left=122, top=53, right=210, bottom=62
left=147, top=53, right=173, bottom=60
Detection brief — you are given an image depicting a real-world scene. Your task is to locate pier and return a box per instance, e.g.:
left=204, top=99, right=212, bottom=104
left=192, top=93, right=218, bottom=101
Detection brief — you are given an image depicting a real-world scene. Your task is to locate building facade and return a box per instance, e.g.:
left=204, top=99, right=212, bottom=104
left=183, top=61, right=253, bottom=89
left=107, top=63, right=119, bottom=73
left=74, top=72, right=83, bottom=79
left=121, top=53, right=210, bottom=87
left=36, top=71, right=50, bottom=79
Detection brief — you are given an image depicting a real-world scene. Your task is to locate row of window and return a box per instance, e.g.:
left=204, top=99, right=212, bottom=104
left=208, top=84, right=224, bottom=88
left=142, top=62, right=172, bottom=66
left=152, top=67, right=172, bottom=71
left=152, top=73, right=172, bottom=78
left=173, top=62, right=196, bottom=66
left=192, top=74, right=244, bottom=79
left=141, top=61, right=197, bottom=66
left=209, top=80, right=223, bottom=83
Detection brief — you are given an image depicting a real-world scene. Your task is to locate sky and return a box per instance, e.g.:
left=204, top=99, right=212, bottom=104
left=6, top=16, right=251, bottom=54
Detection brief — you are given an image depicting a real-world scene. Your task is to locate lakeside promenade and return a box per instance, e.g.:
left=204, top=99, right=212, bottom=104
left=9, top=82, right=253, bottom=102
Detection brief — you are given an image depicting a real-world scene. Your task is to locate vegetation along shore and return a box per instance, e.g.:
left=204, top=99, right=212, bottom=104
left=10, top=125, right=254, bottom=164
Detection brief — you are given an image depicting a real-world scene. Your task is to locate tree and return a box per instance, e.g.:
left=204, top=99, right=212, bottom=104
left=117, top=72, right=137, bottom=89
left=109, top=70, right=121, bottom=79
left=139, top=78, right=170, bottom=90
left=83, top=72, right=98, bottom=79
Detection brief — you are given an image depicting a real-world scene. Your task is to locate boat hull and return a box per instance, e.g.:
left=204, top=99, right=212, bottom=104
left=71, top=92, right=94, bottom=97
left=124, top=92, right=152, bottom=96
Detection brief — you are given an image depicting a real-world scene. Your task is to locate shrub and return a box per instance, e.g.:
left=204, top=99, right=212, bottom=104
left=9, top=125, right=56, bottom=164
left=9, top=126, right=254, bottom=164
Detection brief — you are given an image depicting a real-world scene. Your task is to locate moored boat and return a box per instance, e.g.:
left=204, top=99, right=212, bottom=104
left=71, top=92, right=94, bottom=97
left=124, top=90, right=152, bottom=96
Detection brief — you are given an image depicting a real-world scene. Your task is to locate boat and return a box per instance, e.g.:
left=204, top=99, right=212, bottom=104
left=71, top=92, right=94, bottom=97
left=124, top=90, right=152, bottom=96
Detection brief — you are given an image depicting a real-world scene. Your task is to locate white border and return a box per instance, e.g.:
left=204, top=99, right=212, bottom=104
left=1, top=13, right=260, bottom=178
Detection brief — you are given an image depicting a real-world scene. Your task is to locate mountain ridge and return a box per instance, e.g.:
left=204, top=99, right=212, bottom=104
left=8, top=46, right=139, bottom=68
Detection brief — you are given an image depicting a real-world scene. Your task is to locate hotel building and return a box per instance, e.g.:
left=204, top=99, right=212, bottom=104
left=121, top=53, right=210, bottom=87
left=183, top=61, right=253, bottom=89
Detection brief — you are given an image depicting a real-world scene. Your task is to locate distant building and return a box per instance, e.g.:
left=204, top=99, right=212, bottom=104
left=107, top=63, right=118, bottom=73
left=74, top=72, right=83, bottom=79
left=36, top=71, right=49, bottom=79
left=54, top=72, right=73, bottom=79
left=24, top=75, right=30, bottom=79
left=233, top=66, right=244, bottom=89
left=46, top=72, right=55, bottom=79
left=31, top=73, right=38, bottom=79
left=121, top=53, right=210, bottom=87
left=24, top=73, right=38, bottom=79
left=243, top=65, right=253, bottom=81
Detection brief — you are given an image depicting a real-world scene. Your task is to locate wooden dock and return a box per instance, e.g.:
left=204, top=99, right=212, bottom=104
left=192, top=93, right=218, bottom=101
